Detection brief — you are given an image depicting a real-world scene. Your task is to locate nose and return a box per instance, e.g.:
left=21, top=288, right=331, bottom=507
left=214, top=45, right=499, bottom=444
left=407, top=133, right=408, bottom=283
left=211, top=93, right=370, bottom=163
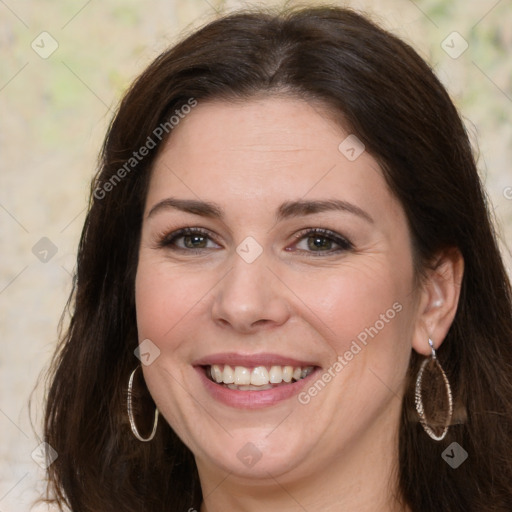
left=211, top=254, right=290, bottom=334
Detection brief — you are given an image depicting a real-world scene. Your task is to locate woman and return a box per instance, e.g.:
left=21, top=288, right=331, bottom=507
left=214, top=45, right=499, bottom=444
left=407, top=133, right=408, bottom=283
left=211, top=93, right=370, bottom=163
left=44, top=6, right=512, bottom=511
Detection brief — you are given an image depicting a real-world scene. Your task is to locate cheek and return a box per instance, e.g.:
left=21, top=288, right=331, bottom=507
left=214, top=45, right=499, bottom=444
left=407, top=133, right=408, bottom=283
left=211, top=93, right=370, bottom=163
left=134, top=260, right=209, bottom=443
left=135, top=260, right=211, bottom=341
left=135, top=266, right=169, bottom=341
left=289, top=254, right=414, bottom=417
left=290, top=257, right=410, bottom=348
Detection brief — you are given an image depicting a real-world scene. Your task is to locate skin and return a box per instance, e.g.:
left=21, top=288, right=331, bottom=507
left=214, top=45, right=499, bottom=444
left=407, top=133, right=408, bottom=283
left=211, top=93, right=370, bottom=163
left=135, top=96, right=464, bottom=512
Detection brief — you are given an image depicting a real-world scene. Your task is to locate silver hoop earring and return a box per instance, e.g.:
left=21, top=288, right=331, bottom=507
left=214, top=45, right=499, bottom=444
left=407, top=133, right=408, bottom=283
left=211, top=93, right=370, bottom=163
left=127, top=366, right=159, bottom=442
left=415, top=338, right=453, bottom=441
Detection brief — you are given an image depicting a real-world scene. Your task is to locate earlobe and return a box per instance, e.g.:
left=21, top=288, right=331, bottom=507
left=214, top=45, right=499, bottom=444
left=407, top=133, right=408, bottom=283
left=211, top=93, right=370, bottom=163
left=412, top=248, right=464, bottom=356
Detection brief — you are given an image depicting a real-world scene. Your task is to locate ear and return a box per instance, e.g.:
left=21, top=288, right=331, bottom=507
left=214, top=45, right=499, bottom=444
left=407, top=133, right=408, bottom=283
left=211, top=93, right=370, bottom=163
left=412, top=247, right=464, bottom=356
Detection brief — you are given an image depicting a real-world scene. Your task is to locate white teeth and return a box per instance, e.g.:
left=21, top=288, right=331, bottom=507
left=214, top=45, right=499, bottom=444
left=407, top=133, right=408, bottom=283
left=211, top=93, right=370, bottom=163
left=223, top=364, right=235, bottom=384
left=250, top=366, right=269, bottom=386
left=234, top=366, right=251, bottom=385
left=207, top=364, right=315, bottom=388
left=269, top=366, right=283, bottom=384
left=227, top=383, right=274, bottom=391
left=282, top=366, right=293, bottom=383
left=211, top=364, right=223, bottom=383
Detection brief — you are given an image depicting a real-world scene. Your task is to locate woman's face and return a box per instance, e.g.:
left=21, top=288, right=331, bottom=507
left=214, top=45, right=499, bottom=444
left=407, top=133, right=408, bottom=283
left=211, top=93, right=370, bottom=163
left=135, top=96, right=421, bottom=483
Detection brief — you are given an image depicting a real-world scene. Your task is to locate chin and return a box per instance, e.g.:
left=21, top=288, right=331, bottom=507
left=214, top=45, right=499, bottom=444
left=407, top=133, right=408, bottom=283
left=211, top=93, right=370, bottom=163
left=196, top=431, right=312, bottom=480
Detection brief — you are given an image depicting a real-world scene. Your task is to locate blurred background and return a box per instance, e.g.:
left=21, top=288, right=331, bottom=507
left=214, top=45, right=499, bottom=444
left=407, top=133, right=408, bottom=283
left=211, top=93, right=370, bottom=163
left=1, top=0, right=511, bottom=510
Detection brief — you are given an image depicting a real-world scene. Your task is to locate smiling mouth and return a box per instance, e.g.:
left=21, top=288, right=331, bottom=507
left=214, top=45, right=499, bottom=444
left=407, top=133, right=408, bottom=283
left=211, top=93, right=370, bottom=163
left=203, top=364, right=316, bottom=391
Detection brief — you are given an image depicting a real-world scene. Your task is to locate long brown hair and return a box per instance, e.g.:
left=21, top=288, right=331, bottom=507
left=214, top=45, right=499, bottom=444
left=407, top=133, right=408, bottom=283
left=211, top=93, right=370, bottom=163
left=44, top=6, right=512, bottom=511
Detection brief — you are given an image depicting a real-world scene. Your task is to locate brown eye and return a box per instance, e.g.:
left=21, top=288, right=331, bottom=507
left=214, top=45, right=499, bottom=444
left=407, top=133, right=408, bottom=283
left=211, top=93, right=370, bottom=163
left=183, top=234, right=208, bottom=249
left=293, top=228, right=353, bottom=255
left=159, top=228, right=221, bottom=251
left=307, top=235, right=334, bottom=251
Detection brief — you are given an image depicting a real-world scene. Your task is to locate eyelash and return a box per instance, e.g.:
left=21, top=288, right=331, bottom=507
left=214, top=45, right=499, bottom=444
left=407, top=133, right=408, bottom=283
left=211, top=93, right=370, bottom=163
left=292, top=227, right=354, bottom=255
left=157, top=227, right=354, bottom=255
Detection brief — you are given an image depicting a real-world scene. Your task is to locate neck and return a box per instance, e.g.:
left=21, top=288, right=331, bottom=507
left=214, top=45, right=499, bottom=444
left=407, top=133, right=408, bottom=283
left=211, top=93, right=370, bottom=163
left=197, top=406, right=409, bottom=512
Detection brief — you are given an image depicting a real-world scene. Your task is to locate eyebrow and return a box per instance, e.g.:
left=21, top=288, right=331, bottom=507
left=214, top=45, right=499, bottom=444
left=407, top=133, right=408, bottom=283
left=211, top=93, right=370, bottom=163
left=147, top=197, right=374, bottom=224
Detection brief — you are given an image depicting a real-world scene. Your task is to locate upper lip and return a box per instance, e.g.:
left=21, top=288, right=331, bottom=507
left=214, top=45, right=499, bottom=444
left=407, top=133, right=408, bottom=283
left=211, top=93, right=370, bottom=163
left=192, top=352, right=319, bottom=368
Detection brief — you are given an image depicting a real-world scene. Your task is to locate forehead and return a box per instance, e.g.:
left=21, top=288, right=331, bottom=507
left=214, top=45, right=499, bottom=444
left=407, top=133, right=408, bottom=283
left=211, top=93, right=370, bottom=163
left=146, top=96, right=398, bottom=220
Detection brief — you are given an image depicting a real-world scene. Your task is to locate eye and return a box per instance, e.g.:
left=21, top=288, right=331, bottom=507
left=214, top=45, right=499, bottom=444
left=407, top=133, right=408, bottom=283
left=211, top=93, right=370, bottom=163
left=290, top=228, right=353, bottom=255
left=158, top=227, right=221, bottom=251
left=156, top=227, right=352, bottom=255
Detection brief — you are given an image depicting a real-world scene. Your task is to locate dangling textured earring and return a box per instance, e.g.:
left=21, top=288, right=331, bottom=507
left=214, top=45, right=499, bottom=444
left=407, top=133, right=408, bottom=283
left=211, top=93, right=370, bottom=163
left=127, top=366, right=159, bottom=442
left=415, top=338, right=453, bottom=441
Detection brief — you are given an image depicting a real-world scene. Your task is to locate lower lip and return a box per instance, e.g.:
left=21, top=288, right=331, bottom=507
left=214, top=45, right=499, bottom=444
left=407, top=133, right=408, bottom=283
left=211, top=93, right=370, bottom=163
left=194, top=366, right=320, bottom=409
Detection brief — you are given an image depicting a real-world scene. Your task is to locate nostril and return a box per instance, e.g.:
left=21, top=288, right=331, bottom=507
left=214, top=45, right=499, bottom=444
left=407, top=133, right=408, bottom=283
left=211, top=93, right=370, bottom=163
left=251, top=318, right=272, bottom=327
